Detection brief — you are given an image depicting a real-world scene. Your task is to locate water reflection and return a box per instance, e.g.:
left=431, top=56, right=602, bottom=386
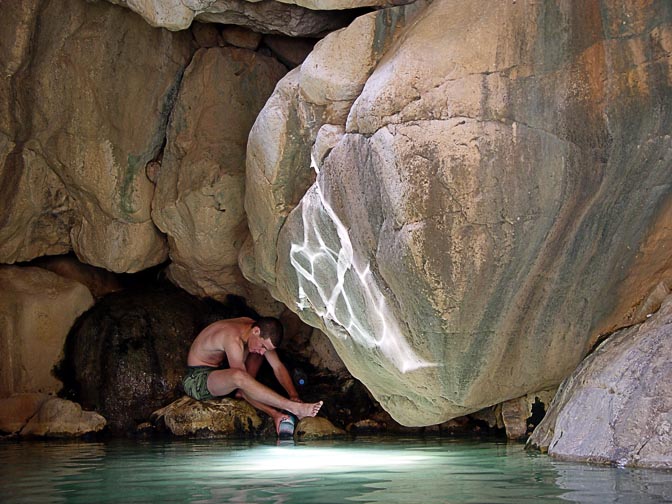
left=552, top=460, right=672, bottom=504
left=0, top=437, right=670, bottom=504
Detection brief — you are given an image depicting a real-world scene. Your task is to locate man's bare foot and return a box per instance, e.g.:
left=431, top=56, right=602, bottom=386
left=290, top=400, right=323, bottom=419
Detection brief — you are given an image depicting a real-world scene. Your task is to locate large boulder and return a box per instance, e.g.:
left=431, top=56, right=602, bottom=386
left=242, top=2, right=427, bottom=290
left=528, top=293, right=672, bottom=469
left=0, top=0, right=192, bottom=271
left=245, top=0, right=672, bottom=425
left=0, top=266, right=94, bottom=396
left=152, top=46, right=286, bottom=305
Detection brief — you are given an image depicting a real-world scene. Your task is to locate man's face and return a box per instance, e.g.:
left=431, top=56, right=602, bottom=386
left=249, top=334, right=275, bottom=356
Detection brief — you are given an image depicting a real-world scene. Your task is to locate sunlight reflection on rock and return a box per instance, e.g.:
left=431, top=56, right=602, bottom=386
left=290, top=157, right=436, bottom=373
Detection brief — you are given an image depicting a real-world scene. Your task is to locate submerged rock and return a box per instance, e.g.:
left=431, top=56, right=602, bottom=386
left=528, top=294, right=672, bottom=469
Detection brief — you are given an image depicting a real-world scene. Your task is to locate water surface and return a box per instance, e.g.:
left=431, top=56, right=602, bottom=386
left=1, top=437, right=671, bottom=503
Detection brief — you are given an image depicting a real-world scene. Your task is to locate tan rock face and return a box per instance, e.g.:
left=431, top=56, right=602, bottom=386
left=0, top=393, right=49, bottom=434
left=242, top=4, right=425, bottom=290
left=0, top=0, right=192, bottom=272
left=152, top=46, right=286, bottom=303
left=106, top=0, right=357, bottom=35
left=0, top=266, right=94, bottom=396
left=246, top=0, right=672, bottom=425
left=31, top=255, right=122, bottom=299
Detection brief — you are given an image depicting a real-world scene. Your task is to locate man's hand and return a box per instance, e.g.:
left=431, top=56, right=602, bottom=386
left=290, top=396, right=302, bottom=403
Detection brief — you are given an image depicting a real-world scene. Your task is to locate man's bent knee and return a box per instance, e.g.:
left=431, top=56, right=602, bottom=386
left=229, top=368, right=252, bottom=388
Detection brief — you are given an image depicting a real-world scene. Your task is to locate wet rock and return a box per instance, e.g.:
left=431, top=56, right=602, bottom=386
left=20, top=398, right=106, bottom=438
left=0, top=393, right=50, bottom=435
left=500, top=389, right=555, bottom=440
left=151, top=396, right=263, bottom=437
left=470, top=405, right=504, bottom=431
left=528, top=295, right=672, bottom=469
left=0, top=266, right=94, bottom=396
left=296, top=416, right=346, bottom=439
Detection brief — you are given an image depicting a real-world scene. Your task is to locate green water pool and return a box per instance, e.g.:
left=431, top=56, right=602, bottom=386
left=1, top=437, right=670, bottom=503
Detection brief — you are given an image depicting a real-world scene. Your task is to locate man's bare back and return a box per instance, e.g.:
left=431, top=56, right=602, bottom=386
left=183, top=317, right=323, bottom=432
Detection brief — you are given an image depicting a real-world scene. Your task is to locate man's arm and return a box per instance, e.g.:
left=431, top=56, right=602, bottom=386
left=265, top=350, right=300, bottom=401
left=223, top=337, right=247, bottom=371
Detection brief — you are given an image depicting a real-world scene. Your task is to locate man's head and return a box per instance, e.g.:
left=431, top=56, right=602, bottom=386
left=249, top=317, right=283, bottom=355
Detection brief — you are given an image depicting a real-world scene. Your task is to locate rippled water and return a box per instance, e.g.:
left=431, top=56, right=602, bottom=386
left=1, top=437, right=671, bottom=503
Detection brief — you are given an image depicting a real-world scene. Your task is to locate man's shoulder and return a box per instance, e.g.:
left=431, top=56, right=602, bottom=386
left=215, top=316, right=254, bottom=326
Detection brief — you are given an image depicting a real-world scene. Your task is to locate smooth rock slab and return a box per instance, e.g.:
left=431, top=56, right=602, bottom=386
left=528, top=294, right=672, bottom=469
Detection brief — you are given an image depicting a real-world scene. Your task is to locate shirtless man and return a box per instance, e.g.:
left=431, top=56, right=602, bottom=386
left=182, top=316, right=323, bottom=434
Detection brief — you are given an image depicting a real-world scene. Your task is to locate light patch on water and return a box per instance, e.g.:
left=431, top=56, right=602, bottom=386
left=220, top=446, right=430, bottom=473
left=290, top=156, right=436, bottom=373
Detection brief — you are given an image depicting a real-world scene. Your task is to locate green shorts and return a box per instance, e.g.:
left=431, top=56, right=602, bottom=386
left=182, top=366, right=217, bottom=401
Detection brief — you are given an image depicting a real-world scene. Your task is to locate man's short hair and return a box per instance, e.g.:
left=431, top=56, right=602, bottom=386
left=252, top=317, right=283, bottom=347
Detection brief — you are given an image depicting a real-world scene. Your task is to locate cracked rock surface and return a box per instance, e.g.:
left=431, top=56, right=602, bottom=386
left=244, top=0, right=672, bottom=425
left=528, top=294, right=672, bottom=469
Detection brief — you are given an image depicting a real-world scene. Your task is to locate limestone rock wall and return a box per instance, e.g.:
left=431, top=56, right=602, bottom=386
left=151, top=46, right=286, bottom=305
left=0, top=0, right=192, bottom=272
left=245, top=0, right=672, bottom=425
left=105, top=0, right=369, bottom=35
left=528, top=294, right=672, bottom=469
left=0, top=266, right=94, bottom=396
left=1, top=0, right=671, bottom=432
